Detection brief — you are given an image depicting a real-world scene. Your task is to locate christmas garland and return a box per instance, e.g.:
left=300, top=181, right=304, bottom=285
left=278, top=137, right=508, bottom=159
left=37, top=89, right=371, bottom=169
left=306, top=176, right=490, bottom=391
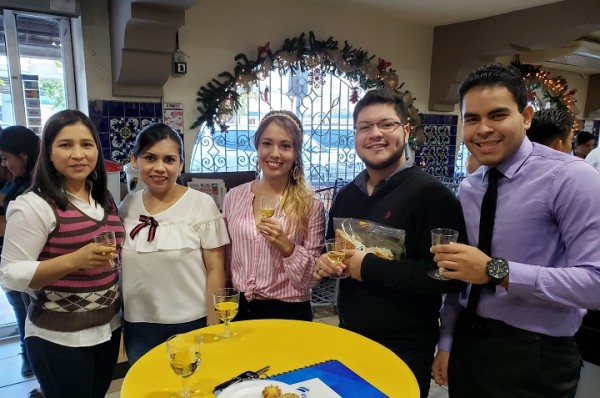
left=192, top=31, right=423, bottom=148
left=511, top=61, right=578, bottom=118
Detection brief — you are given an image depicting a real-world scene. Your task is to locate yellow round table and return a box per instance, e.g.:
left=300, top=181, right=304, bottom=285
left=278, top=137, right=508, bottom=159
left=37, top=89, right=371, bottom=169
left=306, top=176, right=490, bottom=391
left=121, top=319, right=419, bottom=397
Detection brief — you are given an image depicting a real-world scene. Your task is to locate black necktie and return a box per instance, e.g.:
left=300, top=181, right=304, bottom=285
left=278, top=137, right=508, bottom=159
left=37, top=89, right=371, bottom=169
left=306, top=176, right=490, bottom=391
left=466, top=168, right=502, bottom=316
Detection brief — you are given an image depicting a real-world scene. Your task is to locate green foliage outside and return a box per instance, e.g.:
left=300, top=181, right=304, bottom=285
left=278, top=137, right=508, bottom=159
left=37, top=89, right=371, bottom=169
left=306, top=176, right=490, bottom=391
left=40, top=78, right=65, bottom=110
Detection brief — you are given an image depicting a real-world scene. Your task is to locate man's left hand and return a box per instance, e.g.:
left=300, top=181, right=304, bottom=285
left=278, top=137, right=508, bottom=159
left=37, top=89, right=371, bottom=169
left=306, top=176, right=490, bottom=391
left=430, top=243, right=490, bottom=284
left=344, top=249, right=367, bottom=281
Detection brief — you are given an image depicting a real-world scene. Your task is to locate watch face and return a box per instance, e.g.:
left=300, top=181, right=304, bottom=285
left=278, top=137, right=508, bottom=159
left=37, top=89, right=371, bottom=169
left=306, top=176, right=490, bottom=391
left=488, top=257, right=508, bottom=281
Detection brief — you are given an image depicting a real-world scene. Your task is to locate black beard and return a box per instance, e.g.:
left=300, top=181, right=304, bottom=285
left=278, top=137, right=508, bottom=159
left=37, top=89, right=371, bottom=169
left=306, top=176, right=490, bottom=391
left=361, top=143, right=406, bottom=171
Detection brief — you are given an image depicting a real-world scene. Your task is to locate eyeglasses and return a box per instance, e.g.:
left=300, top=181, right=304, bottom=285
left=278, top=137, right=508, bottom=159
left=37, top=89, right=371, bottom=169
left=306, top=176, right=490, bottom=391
left=355, top=120, right=404, bottom=135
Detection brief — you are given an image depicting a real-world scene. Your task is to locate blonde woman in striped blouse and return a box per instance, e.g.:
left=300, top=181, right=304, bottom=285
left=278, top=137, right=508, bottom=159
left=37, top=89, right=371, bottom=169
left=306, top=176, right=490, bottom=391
left=222, top=111, right=325, bottom=321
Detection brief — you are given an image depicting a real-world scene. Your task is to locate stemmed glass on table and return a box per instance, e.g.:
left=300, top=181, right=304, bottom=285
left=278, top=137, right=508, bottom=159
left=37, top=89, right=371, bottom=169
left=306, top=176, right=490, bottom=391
left=427, top=228, right=459, bottom=280
left=325, top=238, right=348, bottom=279
left=213, top=288, right=240, bottom=338
left=166, top=333, right=203, bottom=398
left=259, top=196, right=279, bottom=218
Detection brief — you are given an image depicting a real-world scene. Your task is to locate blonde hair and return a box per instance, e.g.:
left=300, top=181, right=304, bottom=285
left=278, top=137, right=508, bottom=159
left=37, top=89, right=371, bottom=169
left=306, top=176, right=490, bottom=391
left=254, top=111, right=312, bottom=234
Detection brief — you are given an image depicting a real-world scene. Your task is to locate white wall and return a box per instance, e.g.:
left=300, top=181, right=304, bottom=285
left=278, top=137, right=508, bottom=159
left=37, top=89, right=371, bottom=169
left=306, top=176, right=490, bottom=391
left=82, top=1, right=594, bottom=169
left=81, top=0, right=433, bottom=170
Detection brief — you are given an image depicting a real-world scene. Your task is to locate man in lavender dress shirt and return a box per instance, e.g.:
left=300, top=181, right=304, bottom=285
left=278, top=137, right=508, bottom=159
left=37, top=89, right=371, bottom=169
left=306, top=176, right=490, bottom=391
left=430, top=63, right=600, bottom=398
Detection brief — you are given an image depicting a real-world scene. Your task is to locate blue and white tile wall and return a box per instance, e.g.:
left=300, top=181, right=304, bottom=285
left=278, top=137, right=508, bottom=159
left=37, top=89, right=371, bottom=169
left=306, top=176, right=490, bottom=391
left=414, top=114, right=458, bottom=178
left=89, top=100, right=163, bottom=165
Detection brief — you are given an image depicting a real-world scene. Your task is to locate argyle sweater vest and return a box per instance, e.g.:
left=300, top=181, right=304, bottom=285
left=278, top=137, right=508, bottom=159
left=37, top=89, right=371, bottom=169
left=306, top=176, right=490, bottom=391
left=28, top=199, right=125, bottom=332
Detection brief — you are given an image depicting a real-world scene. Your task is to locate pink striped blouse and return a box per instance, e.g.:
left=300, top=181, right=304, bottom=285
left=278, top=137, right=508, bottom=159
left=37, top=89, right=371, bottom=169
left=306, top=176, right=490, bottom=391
left=223, top=182, right=325, bottom=302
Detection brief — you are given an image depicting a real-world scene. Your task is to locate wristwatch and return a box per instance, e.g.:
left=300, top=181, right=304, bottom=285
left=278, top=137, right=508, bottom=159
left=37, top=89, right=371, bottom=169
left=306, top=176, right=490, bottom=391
left=485, top=256, right=509, bottom=285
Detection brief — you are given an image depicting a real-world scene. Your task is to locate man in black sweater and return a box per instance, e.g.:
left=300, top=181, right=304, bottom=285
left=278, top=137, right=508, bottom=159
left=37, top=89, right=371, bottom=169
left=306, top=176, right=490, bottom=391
left=314, top=89, right=466, bottom=398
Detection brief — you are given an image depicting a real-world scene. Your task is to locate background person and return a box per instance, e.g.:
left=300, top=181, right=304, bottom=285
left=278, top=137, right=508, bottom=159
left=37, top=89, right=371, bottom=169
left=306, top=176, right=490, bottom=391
left=572, top=130, right=595, bottom=159
left=584, top=143, right=600, bottom=172
left=119, top=123, right=228, bottom=365
left=431, top=63, right=600, bottom=398
left=314, top=89, right=466, bottom=398
left=526, top=108, right=574, bottom=153
left=0, top=126, right=39, bottom=379
left=223, top=111, right=325, bottom=321
left=0, top=110, right=123, bottom=398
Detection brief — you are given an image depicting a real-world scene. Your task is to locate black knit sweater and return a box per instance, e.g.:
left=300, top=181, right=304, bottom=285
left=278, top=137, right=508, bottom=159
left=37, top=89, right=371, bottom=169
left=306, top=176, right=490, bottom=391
left=327, top=166, right=467, bottom=353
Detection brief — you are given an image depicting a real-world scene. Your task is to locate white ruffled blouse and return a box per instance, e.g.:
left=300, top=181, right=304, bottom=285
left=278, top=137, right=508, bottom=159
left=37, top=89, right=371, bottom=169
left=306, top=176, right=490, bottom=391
left=118, top=188, right=229, bottom=324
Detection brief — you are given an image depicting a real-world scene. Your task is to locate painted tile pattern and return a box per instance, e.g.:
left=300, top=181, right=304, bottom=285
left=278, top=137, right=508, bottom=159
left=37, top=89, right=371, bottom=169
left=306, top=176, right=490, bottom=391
left=415, top=114, right=458, bottom=177
left=89, top=100, right=187, bottom=180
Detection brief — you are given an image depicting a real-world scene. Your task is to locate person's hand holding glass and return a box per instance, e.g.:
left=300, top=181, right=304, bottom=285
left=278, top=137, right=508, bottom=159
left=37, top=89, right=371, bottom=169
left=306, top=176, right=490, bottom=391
left=166, top=333, right=203, bottom=398
left=213, top=288, right=240, bottom=338
left=428, top=228, right=459, bottom=280
left=325, top=238, right=348, bottom=279
left=259, top=196, right=279, bottom=218
left=93, top=230, right=119, bottom=269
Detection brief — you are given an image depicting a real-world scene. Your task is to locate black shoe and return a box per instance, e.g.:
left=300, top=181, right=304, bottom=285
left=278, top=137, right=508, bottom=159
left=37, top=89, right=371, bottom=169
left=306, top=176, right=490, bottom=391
left=28, top=388, right=43, bottom=398
left=20, top=353, right=34, bottom=377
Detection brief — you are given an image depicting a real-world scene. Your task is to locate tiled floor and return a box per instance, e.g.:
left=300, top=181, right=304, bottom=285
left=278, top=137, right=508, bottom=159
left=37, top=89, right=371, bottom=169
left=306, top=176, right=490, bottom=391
left=0, top=306, right=448, bottom=397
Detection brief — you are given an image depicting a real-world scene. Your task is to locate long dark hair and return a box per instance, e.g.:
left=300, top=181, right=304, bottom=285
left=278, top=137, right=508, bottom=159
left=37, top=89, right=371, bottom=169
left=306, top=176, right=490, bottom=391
left=0, top=125, right=40, bottom=209
left=31, top=109, right=111, bottom=211
left=0, top=125, right=40, bottom=177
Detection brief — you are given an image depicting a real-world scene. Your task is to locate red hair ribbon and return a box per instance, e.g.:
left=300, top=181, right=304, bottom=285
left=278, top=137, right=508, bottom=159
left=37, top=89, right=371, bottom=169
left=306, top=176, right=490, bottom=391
left=129, top=215, right=159, bottom=242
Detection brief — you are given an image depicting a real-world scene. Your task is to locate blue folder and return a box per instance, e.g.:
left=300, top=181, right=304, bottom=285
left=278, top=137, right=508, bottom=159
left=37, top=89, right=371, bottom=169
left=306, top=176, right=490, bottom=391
left=269, top=359, right=388, bottom=397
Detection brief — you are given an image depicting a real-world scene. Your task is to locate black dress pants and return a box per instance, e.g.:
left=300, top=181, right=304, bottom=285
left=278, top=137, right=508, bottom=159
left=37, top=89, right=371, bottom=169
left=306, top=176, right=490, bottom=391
left=449, top=312, right=581, bottom=398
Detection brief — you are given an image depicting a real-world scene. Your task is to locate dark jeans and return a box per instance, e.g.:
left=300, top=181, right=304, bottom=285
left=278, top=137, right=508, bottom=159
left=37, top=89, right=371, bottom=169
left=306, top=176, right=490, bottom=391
left=4, top=290, right=30, bottom=354
left=236, top=294, right=313, bottom=321
left=123, top=317, right=207, bottom=365
left=449, top=312, right=581, bottom=398
left=26, top=328, right=121, bottom=398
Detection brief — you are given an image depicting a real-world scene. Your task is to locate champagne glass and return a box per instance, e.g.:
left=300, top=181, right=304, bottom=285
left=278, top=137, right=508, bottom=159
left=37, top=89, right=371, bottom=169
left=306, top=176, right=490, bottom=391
left=427, top=228, right=459, bottom=280
left=166, top=333, right=202, bottom=398
left=259, top=196, right=279, bottom=218
left=213, top=288, right=240, bottom=338
left=325, top=238, right=348, bottom=279
left=93, top=230, right=118, bottom=268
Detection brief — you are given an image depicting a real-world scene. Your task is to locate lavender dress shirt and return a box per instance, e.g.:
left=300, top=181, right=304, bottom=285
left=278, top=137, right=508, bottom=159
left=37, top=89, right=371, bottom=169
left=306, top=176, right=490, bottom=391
left=439, top=137, right=600, bottom=351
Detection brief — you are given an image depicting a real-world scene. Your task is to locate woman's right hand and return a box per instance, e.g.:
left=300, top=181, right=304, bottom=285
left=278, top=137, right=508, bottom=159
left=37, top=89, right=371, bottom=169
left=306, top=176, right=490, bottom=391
left=70, top=242, right=117, bottom=270
left=29, top=243, right=118, bottom=289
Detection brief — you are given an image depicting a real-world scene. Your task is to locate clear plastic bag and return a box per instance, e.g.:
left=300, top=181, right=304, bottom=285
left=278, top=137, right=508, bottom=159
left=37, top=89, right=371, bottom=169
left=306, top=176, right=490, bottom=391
left=333, top=218, right=406, bottom=260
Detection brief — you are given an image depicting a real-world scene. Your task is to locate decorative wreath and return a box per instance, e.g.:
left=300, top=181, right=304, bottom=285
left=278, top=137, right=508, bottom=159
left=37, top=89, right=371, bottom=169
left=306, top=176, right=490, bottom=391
left=192, top=31, right=423, bottom=149
left=511, top=61, right=579, bottom=119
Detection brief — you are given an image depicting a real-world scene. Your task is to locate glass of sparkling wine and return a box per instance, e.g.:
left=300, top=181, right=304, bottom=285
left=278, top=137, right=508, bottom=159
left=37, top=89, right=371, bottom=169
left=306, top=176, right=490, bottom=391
left=259, top=196, right=279, bottom=218
left=325, top=238, right=347, bottom=279
left=427, top=228, right=459, bottom=280
left=213, top=288, right=240, bottom=338
left=166, top=333, right=202, bottom=398
left=93, top=230, right=118, bottom=269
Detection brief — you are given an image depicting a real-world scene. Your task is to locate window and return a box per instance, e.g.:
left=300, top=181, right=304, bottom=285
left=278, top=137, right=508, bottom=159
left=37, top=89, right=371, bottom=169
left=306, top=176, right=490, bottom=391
left=0, top=9, right=77, bottom=336
left=191, top=70, right=363, bottom=187
left=0, top=10, right=75, bottom=134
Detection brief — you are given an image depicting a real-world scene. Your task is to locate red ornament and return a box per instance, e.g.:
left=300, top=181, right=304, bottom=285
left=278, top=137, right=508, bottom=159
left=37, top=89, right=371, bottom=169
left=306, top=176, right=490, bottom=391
left=377, top=58, right=391, bottom=72
left=350, top=87, right=360, bottom=104
left=257, top=42, right=270, bottom=56
left=527, top=90, right=536, bottom=102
